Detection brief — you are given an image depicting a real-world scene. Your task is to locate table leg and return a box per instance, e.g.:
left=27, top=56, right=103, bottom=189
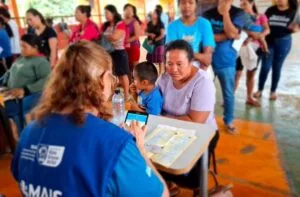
left=200, top=149, right=208, bottom=197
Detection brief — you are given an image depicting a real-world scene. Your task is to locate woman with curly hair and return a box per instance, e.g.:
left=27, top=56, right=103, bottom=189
left=11, top=41, right=168, bottom=197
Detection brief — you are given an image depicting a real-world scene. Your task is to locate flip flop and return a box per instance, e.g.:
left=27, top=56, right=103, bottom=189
left=226, top=125, right=237, bottom=135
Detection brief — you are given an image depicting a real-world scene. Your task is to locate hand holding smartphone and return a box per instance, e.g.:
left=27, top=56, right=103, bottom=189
left=125, top=111, right=149, bottom=126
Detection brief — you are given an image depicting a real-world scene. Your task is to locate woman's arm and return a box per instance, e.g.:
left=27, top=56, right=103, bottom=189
left=289, top=23, right=300, bottom=33
left=127, top=21, right=141, bottom=43
left=261, top=19, right=270, bottom=37
left=49, top=37, right=58, bottom=68
left=154, top=28, right=165, bottom=42
left=124, top=121, right=169, bottom=197
left=194, top=47, right=214, bottom=68
left=107, top=29, right=124, bottom=42
left=214, top=33, right=229, bottom=42
left=141, top=152, right=169, bottom=197
left=166, top=110, right=211, bottom=123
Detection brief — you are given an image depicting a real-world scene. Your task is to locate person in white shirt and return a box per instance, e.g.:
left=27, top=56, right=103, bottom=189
left=0, top=7, right=21, bottom=57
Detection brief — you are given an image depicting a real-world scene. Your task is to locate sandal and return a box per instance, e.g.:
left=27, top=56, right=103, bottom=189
left=226, top=125, right=237, bottom=135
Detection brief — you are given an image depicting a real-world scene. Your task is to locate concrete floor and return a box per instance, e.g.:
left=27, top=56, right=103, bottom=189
left=215, top=33, right=300, bottom=195
left=0, top=35, right=299, bottom=196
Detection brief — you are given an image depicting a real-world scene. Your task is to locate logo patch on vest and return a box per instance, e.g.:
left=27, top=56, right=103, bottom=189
left=20, top=144, right=65, bottom=168
left=37, top=145, right=65, bottom=167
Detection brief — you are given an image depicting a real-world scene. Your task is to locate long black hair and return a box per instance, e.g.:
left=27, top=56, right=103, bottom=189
left=77, top=5, right=92, bottom=18
left=26, top=8, right=46, bottom=25
left=124, top=4, right=142, bottom=24
left=152, top=9, right=163, bottom=27
left=21, top=34, right=45, bottom=54
left=288, top=0, right=298, bottom=10
left=103, top=5, right=122, bottom=31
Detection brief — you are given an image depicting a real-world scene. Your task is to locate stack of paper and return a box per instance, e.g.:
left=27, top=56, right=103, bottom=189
left=145, top=125, right=197, bottom=167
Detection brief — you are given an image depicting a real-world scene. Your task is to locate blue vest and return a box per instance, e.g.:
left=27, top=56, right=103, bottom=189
left=12, top=113, right=132, bottom=197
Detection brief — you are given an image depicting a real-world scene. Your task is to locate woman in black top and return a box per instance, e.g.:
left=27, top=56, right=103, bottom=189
left=26, top=8, right=57, bottom=68
left=145, top=9, right=165, bottom=74
left=255, top=0, right=299, bottom=100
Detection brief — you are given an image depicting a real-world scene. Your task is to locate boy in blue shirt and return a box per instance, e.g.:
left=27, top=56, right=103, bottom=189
left=130, top=61, right=163, bottom=115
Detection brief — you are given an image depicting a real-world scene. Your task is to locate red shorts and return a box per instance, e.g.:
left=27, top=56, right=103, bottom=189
left=126, top=45, right=140, bottom=69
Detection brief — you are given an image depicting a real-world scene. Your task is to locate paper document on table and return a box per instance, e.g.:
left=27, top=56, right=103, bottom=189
left=232, top=31, right=248, bottom=52
left=145, top=124, right=197, bottom=167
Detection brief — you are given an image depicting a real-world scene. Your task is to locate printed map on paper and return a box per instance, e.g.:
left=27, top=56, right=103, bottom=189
left=145, top=125, right=197, bottom=168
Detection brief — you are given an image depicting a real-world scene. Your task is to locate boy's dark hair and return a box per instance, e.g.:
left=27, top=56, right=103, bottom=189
left=0, top=7, right=10, bottom=19
left=165, top=40, right=194, bottom=62
left=134, top=61, right=158, bottom=84
left=155, top=5, right=163, bottom=14
left=21, top=34, right=45, bottom=54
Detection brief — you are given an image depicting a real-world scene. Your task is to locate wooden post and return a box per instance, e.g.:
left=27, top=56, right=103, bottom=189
left=9, top=0, right=21, bottom=28
left=95, top=0, right=101, bottom=24
left=144, top=0, right=147, bottom=20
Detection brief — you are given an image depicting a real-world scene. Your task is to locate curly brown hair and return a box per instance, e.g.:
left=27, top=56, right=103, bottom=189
left=32, top=41, right=114, bottom=125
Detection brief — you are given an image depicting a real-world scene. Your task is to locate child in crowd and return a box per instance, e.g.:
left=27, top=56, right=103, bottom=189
left=129, top=61, right=163, bottom=115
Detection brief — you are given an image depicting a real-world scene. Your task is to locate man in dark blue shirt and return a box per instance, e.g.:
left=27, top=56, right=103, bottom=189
left=203, top=0, right=261, bottom=134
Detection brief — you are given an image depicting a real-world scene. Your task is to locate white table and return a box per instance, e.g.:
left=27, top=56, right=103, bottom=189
left=147, top=115, right=216, bottom=197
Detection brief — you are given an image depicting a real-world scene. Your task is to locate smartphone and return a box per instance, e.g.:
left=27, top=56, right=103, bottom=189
left=125, top=111, right=149, bottom=126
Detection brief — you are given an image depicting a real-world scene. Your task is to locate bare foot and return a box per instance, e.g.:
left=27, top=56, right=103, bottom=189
left=246, top=98, right=261, bottom=107
left=254, top=91, right=262, bottom=99
left=269, top=93, right=277, bottom=101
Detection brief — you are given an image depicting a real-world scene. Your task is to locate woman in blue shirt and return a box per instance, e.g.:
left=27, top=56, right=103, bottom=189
left=11, top=41, right=169, bottom=197
left=166, top=0, right=215, bottom=69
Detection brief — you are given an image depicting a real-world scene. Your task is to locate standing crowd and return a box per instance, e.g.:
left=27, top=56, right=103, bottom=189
left=0, top=0, right=299, bottom=196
